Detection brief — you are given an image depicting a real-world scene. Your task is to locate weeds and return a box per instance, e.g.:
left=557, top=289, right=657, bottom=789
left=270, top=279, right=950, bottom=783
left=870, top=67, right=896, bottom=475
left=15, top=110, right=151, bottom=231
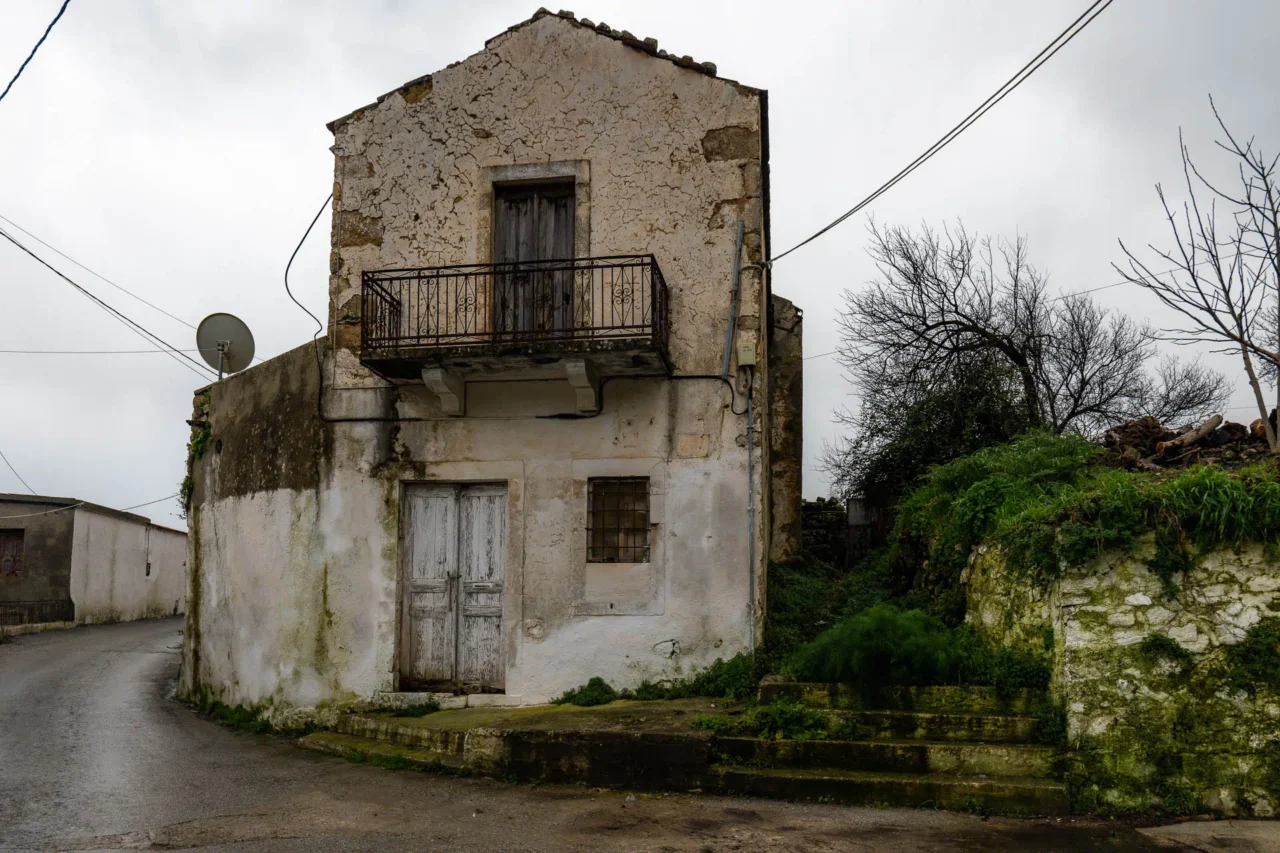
left=1224, top=617, right=1280, bottom=695
left=692, top=700, right=829, bottom=740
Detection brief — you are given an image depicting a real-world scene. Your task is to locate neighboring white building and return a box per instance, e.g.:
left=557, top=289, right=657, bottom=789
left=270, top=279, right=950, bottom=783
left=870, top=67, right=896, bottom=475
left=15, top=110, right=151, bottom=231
left=0, top=494, right=186, bottom=627
left=179, top=10, right=802, bottom=712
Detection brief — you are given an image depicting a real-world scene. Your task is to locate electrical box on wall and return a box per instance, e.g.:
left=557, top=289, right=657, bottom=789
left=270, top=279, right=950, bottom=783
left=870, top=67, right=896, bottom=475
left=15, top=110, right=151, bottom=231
left=736, top=338, right=757, bottom=368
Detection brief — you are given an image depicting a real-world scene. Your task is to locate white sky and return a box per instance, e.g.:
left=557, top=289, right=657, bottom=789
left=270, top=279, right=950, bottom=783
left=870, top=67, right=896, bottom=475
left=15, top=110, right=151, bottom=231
left=2, top=0, right=1278, bottom=528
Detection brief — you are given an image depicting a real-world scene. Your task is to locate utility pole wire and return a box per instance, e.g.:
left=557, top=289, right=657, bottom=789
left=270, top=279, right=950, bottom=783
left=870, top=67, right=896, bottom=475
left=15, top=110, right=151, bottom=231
left=0, top=0, right=72, bottom=106
left=0, top=213, right=196, bottom=329
left=771, top=0, right=1115, bottom=263
left=0, top=226, right=216, bottom=381
left=0, top=447, right=36, bottom=494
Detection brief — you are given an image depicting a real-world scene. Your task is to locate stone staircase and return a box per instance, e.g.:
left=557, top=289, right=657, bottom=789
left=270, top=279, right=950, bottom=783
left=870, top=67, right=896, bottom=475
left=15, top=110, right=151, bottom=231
left=299, top=682, right=1070, bottom=814
left=714, top=681, right=1068, bottom=813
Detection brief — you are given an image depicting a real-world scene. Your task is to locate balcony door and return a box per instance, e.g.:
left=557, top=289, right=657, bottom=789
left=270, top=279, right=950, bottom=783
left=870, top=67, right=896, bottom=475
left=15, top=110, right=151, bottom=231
left=492, top=182, right=575, bottom=336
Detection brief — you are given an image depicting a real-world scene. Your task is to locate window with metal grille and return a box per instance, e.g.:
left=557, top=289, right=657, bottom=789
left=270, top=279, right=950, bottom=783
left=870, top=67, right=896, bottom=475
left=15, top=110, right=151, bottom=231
left=587, top=478, right=650, bottom=563
left=0, top=530, right=24, bottom=578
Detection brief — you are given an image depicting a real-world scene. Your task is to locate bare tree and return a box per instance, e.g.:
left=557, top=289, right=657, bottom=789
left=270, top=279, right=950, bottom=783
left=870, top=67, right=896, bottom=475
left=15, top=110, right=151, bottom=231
left=838, top=220, right=1226, bottom=443
left=1116, top=98, right=1280, bottom=451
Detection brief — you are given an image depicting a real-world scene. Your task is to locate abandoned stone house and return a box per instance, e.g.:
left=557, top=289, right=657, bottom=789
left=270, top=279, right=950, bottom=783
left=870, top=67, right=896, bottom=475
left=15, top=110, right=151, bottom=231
left=179, top=10, right=802, bottom=712
left=0, top=493, right=186, bottom=629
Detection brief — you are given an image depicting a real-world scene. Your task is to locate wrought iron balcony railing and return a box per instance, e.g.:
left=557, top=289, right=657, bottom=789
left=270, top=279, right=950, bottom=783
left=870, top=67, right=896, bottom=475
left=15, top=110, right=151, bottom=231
left=360, top=255, right=670, bottom=361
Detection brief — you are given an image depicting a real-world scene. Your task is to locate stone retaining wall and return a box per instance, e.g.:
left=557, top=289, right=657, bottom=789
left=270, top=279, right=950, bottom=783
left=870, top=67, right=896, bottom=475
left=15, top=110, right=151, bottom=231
left=965, top=538, right=1280, bottom=816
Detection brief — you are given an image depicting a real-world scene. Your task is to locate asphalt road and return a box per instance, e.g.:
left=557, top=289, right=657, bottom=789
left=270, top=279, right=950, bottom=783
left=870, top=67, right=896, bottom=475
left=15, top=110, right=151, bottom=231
left=0, top=618, right=1263, bottom=852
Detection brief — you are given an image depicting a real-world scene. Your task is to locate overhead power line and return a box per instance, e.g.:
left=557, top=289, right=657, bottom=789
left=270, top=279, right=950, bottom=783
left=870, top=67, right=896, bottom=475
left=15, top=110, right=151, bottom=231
left=0, top=348, right=204, bottom=354
left=0, top=225, right=216, bottom=380
left=0, top=492, right=182, bottom=520
left=770, top=0, right=1115, bottom=263
left=0, top=447, right=36, bottom=494
left=0, top=213, right=196, bottom=330
left=0, top=0, right=71, bottom=107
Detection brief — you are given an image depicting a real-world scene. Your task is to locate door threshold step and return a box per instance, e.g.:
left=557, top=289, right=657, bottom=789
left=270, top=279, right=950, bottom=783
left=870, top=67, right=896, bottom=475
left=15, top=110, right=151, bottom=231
left=298, top=731, right=468, bottom=773
left=708, top=764, right=1070, bottom=815
left=714, top=736, right=1058, bottom=778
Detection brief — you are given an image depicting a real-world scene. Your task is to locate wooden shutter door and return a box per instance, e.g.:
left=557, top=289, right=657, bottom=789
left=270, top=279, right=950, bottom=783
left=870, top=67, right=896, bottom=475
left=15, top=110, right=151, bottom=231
left=492, top=183, right=575, bottom=334
left=457, top=484, right=506, bottom=691
left=401, top=485, right=459, bottom=686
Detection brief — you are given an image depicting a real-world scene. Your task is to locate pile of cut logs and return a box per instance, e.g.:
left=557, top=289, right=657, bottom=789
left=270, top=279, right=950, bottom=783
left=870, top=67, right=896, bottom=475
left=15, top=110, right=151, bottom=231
left=1104, top=413, right=1276, bottom=470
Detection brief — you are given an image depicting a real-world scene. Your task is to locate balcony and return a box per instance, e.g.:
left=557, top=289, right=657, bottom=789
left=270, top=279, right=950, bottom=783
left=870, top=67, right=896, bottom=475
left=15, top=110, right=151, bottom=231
left=359, top=256, right=672, bottom=395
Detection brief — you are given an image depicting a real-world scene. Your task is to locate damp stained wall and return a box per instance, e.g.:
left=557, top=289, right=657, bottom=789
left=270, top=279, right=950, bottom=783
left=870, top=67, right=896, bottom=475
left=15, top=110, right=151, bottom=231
left=69, top=509, right=186, bottom=624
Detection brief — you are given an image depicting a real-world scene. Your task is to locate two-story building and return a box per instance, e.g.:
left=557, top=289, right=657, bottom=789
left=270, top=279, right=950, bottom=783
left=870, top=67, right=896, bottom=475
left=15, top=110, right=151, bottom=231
left=179, top=10, right=802, bottom=713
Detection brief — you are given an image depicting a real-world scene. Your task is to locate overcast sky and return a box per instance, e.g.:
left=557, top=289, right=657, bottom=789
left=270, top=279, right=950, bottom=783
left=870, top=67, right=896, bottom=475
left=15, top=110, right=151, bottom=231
left=2, top=0, right=1278, bottom=527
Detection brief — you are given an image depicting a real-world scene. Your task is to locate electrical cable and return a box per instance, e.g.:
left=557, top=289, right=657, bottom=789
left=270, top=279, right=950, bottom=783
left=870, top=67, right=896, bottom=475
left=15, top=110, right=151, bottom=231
left=0, top=348, right=204, bottom=354
left=0, top=492, right=181, bottom=520
left=0, top=213, right=196, bottom=329
left=0, top=447, right=36, bottom=494
left=0, top=0, right=71, bottom=106
left=770, top=0, right=1114, bottom=263
left=0, top=225, right=215, bottom=381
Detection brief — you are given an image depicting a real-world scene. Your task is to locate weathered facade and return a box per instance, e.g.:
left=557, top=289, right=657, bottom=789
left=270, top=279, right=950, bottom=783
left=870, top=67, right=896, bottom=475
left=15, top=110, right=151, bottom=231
left=967, top=541, right=1280, bottom=816
left=0, top=494, right=186, bottom=628
left=180, top=11, right=802, bottom=714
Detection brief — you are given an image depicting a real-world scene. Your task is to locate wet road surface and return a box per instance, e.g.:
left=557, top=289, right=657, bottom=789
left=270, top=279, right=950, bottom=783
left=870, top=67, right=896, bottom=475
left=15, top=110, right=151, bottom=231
left=0, top=618, right=1227, bottom=851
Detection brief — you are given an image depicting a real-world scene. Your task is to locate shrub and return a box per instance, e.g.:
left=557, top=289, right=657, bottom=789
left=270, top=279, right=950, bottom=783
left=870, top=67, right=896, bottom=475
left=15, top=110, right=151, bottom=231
left=555, top=676, right=618, bottom=707
left=1224, top=618, right=1280, bottom=695
left=790, top=605, right=1050, bottom=692
left=790, top=605, right=955, bottom=687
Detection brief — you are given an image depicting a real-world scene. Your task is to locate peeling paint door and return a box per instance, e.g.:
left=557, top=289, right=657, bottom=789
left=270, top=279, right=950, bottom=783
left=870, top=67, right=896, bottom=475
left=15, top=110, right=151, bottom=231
left=400, top=483, right=506, bottom=692
left=493, top=183, right=575, bottom=334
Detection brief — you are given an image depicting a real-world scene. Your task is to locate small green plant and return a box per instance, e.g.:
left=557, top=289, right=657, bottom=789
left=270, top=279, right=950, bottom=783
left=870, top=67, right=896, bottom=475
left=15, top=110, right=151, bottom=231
left=389, top=700, right=441, bottom=717
left=204, top=700, right=273, bottom=734
left=957, top=795, right=992, bottom=816
left=621, top=653, right=760, bottom=702
left=555, top=676, right=619, bottom=707
left=1157, top=781, right=1201, bottom=816
left=746, top=700, right=829, bottom=741
left=690, top=713, right=741, bottom=735
left=1138, top=634, right=1193, bottom=668
left=1224, top=617, right=1280, bottom=695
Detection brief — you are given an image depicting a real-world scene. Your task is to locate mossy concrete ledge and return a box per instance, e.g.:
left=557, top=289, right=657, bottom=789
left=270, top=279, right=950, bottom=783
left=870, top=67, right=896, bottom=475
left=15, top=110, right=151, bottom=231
left=966, top=541, right=1280, bottom=816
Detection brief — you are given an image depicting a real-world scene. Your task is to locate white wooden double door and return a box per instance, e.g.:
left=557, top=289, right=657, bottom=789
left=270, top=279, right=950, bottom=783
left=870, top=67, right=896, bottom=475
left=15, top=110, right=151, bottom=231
left=400, top=483, right=506, bottom=692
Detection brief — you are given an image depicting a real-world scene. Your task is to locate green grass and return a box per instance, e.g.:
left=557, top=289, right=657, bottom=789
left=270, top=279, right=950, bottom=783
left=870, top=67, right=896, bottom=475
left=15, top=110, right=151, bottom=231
left=692, top=699, right=829, bottom=741
left=893, top=432, right=1280, bottom=593
left=554, top=676, right=618, bottom=707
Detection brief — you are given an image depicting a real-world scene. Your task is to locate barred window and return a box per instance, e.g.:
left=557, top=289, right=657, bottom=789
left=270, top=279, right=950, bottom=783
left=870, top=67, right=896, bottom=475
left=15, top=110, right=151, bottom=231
left=587, top=478, right=650, bottom=563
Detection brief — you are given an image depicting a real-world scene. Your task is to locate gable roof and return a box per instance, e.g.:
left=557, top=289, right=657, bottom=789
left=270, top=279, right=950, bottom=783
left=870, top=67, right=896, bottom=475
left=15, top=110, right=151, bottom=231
left=328, top=8, right=750, bottom=133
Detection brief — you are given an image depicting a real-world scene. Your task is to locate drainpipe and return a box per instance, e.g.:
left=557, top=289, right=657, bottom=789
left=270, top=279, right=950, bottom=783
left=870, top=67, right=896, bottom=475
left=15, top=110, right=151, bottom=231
left=720, top=220, right=745, bottom=379
left=746, top=367, right=756, bottom=651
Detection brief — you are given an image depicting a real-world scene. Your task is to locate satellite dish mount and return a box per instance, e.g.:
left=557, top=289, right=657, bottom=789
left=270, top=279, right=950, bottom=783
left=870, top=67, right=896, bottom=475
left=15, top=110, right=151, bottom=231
left=197, top=313, right=256, bottom=380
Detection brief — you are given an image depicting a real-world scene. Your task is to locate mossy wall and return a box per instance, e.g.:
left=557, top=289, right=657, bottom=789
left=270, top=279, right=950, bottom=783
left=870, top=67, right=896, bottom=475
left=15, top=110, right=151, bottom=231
left=966, top=541, right=1280, bottom=815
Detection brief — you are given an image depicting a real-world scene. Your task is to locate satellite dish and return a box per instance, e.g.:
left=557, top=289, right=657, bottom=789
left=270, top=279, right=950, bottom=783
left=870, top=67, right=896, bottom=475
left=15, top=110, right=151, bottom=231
left=197, top=313, right=255, bottom=379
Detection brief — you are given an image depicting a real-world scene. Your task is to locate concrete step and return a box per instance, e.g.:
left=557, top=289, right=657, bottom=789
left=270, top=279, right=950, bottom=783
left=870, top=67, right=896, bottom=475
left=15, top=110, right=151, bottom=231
left=714, top=736, right=1058, bottom=778
left=334, top=713, right=466, bottom=755
left=823, top=709, right=1040, bottom=744
left=708, top=765, right=1071, bottom=815
left=759, top=681, right=1047, bottom=715
left=298, top=731, right=468, bottom=772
